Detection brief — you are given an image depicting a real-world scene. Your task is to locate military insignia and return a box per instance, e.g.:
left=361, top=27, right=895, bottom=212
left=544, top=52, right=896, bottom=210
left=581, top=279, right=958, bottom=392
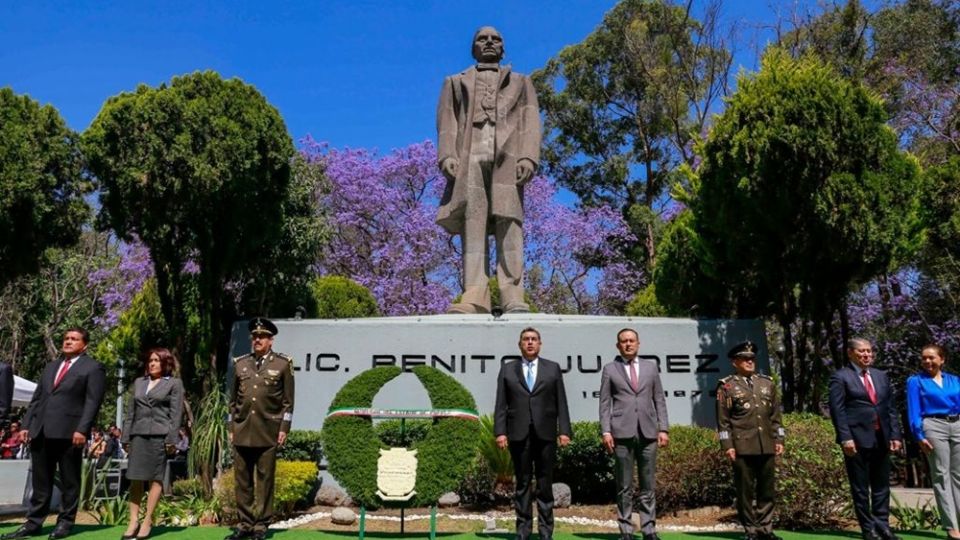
left=267, top=369, right=279, bottom=376
left=719, top=430, right=730, bottom=440
left=283, top=412, right=292, bottom=421
left=744, top=402, right=751, bottom=409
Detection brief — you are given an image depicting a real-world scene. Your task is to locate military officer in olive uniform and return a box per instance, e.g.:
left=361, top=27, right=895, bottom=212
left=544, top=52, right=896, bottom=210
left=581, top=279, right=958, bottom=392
left=226, top=318, right=295, bottom=540
left=716, top=341, right=785, bottom=540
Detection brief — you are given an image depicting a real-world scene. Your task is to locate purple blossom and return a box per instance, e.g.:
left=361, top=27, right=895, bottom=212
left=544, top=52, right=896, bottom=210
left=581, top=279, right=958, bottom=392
left=303, top=138, right=640, bottom=315
left=88, top=240, right=154, bottom=329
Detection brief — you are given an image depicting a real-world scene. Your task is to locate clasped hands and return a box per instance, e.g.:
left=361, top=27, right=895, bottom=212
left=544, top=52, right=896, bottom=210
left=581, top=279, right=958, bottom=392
left=496, top=433, right=570, bottom=450
left=441, top=157, right=536, bottom=185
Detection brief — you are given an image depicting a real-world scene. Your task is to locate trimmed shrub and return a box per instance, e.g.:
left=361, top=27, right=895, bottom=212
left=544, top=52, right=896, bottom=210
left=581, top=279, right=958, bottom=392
left=216, top=460, right=319, bottom=522
left=554, top=421, right=617, bottom=504
left=655, top=424, right=733, bottom=513
left=774, top=413, right=849, bottom=529
left=278, top=429, right=323, bottom=463
left=376, top=419, right=432, bottom=446
left=309, top=275, right=379, bottom=318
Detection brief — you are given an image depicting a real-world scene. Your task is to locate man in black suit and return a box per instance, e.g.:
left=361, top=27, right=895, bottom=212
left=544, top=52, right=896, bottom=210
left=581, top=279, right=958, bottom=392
left=0, top=360, right=14, bottom=421
left=3, top=328, right=106, bottom=540
left=494, top=327, right=572, bottom=540
left=828, top=337, right=903, bottom=540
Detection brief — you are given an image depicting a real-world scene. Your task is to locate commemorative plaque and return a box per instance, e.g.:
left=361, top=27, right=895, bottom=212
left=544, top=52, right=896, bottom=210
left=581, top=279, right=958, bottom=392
left=376, top=448, right=418, bottom=501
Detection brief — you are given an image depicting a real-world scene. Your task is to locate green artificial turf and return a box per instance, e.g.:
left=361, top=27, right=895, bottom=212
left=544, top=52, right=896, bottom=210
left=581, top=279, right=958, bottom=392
left=0, top=525, right=946, bottom=540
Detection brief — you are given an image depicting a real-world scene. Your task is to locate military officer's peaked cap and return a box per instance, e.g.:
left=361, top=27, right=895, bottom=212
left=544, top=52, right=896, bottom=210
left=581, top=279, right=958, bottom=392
left=248, top=317, right=278, bottom=337
left=728, top=340, right=757, bottom=359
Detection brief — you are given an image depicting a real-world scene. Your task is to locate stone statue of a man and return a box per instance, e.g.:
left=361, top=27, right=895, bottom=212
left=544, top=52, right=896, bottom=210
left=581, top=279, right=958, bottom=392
left=436, top=26, right=541, bottom=314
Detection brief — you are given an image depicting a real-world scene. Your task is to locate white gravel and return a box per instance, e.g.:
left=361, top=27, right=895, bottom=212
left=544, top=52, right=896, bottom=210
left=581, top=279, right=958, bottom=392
left=271, top=510, right=741, bottom=532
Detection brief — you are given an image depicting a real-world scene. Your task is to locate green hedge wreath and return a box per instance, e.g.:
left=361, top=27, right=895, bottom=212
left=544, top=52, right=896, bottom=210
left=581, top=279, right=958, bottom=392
left=322, top=366, right=480, bottom=507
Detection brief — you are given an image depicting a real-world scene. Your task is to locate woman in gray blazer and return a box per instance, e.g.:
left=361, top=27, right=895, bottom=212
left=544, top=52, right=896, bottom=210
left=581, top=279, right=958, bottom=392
left=120, top=348, right=184, bottom=540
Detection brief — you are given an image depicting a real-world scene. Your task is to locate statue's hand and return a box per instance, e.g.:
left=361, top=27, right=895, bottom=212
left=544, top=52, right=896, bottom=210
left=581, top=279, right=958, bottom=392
left=516, top=159, right=535, bottom=185
left=441, top=158, right=459, bottom=180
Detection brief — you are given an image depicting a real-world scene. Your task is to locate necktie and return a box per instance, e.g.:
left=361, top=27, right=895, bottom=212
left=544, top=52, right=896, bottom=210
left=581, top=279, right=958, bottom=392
left=629, top=361, right=639, bottom=392
left=54, top=359, right=72, bottom=388
left=257, top=356, right=264, bottom=370
left=862, top=369, right=878, bottom=404
left=525, top=362, right=535, bottom=390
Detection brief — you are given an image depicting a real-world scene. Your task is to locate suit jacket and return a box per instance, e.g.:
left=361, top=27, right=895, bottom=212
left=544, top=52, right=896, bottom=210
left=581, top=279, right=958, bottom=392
left=121, top=376, right=184, bottom=445
left=0, top=362, right=13, bottom=420
left=828, top=364, right=902, bottom=448
left=494, top=357, right=571, bottom=442
left=435, top=64, right=541, bottom=234
left=22, top=353, right=106, bottom=439
left=599, top=356, right=669, bottom=439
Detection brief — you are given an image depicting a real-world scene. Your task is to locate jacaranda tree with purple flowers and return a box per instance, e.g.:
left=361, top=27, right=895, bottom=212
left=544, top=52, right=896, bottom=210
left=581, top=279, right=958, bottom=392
left=305, top=138, right=640, bottom=315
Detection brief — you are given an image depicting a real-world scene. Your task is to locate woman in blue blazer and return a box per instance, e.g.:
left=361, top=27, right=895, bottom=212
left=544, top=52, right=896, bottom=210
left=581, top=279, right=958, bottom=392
left=120, top=348, right=184, bottom=540
left=906, top=344, right=960, bottom=539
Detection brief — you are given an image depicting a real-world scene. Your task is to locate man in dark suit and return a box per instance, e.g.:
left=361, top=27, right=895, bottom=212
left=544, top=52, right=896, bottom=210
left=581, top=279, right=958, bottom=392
left=495, top=327, right=571, bottom=540
left=829, top=338, right=903, bottom=540
left=0, top=361, right=14, bottom=422
left=599, top=328, right=669, bottom=540
left=3, top=328, right=106, bottom=540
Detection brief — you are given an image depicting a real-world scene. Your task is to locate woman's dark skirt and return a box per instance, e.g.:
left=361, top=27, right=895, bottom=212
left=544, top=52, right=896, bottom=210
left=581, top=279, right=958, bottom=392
left=126, top=435, right=166, bottom=482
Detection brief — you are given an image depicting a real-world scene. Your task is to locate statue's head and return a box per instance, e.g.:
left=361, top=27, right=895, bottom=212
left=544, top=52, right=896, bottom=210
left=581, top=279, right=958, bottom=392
left=471, top=26, right=504, bottom=63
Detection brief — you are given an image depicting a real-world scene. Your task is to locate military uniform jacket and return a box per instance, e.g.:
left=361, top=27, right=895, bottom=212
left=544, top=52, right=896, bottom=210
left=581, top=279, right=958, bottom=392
left=230, top=351, right=295, bottom=447
left=716, top=374, right=784, bottom=455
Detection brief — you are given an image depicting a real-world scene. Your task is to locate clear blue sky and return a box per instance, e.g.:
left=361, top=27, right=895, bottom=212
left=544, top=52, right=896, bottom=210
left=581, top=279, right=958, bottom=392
left=2, top=1, right=840, bottom=153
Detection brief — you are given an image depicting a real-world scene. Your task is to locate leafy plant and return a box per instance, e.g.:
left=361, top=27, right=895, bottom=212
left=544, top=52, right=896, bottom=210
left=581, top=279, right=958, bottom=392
left=190, top=383, right=230, bottom=495
left=94, top=495, right=130, bottom=526
left=155, top=494, right=221, bottom=526
left=477, top=414, right=512, bottom=485
left=891, top=494, right=941, bottom=531
left=78, top=457, right=117, bottom=510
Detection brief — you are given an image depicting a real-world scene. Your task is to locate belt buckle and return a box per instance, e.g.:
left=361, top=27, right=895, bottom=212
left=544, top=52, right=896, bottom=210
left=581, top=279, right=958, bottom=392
left=949, top=414, right=960, bottom=422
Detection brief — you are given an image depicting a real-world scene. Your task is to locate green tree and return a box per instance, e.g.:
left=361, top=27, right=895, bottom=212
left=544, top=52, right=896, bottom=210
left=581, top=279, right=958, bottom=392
left=0, top=232, right=118, bottom=380
left=533, top=0, right=733, bottom=270
left=0, top=88, right=90, bottom=289
left=83, top=71, right=318, bottom=392
left=674, top=50, right=921, bottom=411
left=308, top=276, right=379, bottom=319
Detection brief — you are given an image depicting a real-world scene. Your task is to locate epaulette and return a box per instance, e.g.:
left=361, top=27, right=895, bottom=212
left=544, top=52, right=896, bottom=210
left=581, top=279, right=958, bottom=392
left=718, top=375, right=734, bottom=385
left=757, top=373, right=773, bottom=380
left=275, top=352, right=294, bottom=364
left=233, top=353, right=253, bottom=364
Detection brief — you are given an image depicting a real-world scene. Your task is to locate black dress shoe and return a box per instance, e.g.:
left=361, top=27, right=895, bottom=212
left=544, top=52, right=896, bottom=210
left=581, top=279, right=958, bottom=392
left=862, top=531, right=883, bottom=540
left=224, top=531, right=251, bottom=540
left=876, top=529, right=902, bottom=540
left=642, top=534, right=662, bottom=540
left=47, top=526, right=70, bottom=540
left=251, top=532, right=267, bottom=540
left=1, top=527, right=41, bottom=540
left=759, top=533, right=784, bottom=540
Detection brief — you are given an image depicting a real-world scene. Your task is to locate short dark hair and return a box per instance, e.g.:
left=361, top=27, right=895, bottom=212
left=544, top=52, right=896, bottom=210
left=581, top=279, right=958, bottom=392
left=64, top=327, right=89, bottom=344
left=846, top=337, right=872, bottom=351
left=923, top=344, right=948, bottom=362
left=519, top=327, right=541, bottom=341
left=617, top=328, right=639, bottom=342
left=142, top=347, right=176, bottom=377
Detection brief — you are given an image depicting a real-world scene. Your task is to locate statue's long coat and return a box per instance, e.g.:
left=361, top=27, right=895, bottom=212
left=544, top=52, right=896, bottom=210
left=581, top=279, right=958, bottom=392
left=435, top=65, right=541, bottom=235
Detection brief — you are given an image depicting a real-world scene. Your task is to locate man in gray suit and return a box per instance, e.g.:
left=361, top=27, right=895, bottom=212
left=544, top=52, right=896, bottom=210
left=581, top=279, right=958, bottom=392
left=599, top=328, right=669, bottom=540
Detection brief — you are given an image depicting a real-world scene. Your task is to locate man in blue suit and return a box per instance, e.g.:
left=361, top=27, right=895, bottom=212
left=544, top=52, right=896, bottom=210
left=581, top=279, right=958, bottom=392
left=828, top=338, right=903, bottom=540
